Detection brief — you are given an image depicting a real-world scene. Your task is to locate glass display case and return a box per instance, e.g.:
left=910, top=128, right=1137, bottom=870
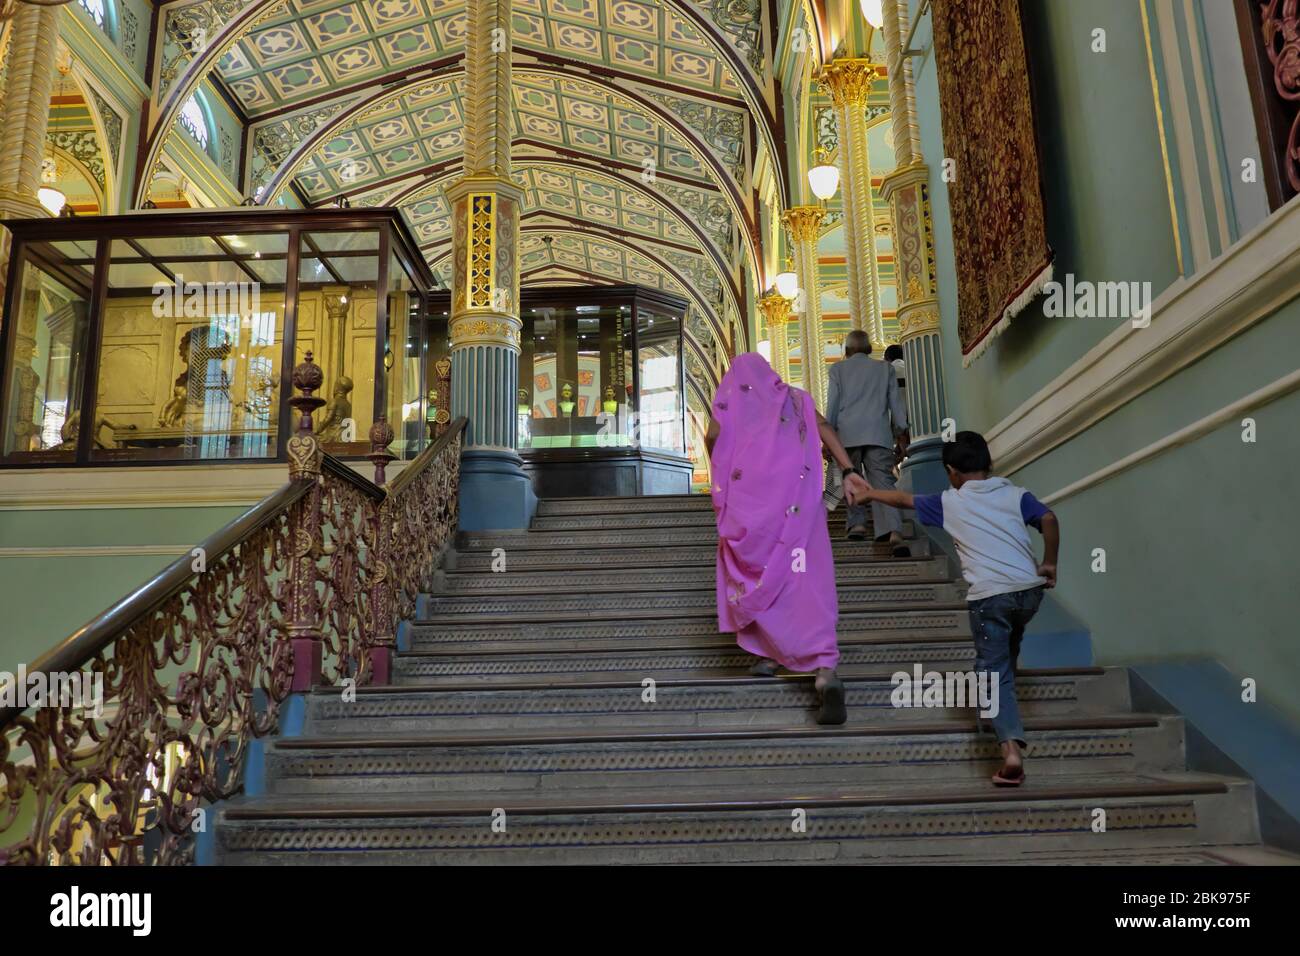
left=0, top=209, right=431, bottom=467
left=421, top=284, right=691, bottom=495
left=0, top=210, right=692, bottom=494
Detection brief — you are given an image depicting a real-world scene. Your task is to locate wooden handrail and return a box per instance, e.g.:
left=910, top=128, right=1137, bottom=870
left=0, top=478, right=315, bottom=729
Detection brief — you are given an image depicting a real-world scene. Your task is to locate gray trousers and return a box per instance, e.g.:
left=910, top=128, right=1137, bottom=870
left=846, top=445, right=903, bottom=538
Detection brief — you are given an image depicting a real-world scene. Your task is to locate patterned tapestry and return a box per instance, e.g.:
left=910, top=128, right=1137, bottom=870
left=931, top=0, right=1054, bottom=365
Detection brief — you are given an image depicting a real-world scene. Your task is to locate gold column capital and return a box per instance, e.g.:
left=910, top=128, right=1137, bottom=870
left=816, top=58, right=884, bottom=109
left=757, top=289, right=793, bottom=325
left=781, top=205, right=826, bottom=242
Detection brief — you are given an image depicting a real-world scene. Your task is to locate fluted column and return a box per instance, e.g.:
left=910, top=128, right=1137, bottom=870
left=447, top=0, right=534, bottom=527
left=819, top=58, right=884, bottom=347
left=0, top=2, right=61, bottom=329
left=447, top=0, right=522, bottom=451
left=880, top=0, right=949, bottom=485
left=782, top=206, right=827, bottom=409
left=758, top=289, right=792, bottom=383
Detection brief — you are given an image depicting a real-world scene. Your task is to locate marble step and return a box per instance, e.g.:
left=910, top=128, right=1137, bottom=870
left=406, top=606, right=971, bottom=651
left=214, top=773, right=1258, bottom=865
left=447, top=537, right=932, bottom=571
left=393, top=637, right=977, bottom=684
left=265, top=715, right=1186, bottom=795
left=435, top=556, right=951, bottom=595
left=302, top=667, right=1130, bottom=735
left=531, top=509, right=917, bottom=531
left=535, top=495, right=711, bottom=516
left=416, top=581, right=964, bottom=621
left=458, top=520, right=917, bottom=551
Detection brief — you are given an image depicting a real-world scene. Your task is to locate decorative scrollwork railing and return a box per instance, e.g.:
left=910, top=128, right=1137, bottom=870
left=0, top=354, right=466, bottom=865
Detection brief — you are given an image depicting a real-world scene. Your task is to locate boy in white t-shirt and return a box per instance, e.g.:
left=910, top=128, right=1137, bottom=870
left=856, top=431, right=1060, bottom=786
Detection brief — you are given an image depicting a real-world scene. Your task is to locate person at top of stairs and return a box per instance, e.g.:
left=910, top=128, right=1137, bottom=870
left=704, top=352, right=871, bottom=726
left=855, top=431, right=1061, bottom=786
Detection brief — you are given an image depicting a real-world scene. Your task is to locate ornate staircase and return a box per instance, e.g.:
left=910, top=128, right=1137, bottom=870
left=214, top=494, right=1296, bottom=865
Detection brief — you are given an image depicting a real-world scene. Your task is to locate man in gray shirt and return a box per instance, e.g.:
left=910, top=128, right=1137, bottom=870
left=825, top=330, right=911, bottom=555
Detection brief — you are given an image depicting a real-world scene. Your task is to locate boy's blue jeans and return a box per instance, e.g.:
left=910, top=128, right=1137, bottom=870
left=969, top=585, right=1045, bottom=747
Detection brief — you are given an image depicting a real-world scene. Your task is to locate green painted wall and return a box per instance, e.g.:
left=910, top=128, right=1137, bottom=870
left=910, top=0, right=1180, bottom=427
left=1011, top=298, right=1300, bottom=723
left=0, top=505, right=244, bottom=676
left=906, top=0, right=1300, bottom=724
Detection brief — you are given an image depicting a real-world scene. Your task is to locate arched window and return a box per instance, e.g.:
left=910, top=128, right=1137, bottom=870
left=78, top=0, right=109, bottom=31
left=179, top=95, right=211, bottom=153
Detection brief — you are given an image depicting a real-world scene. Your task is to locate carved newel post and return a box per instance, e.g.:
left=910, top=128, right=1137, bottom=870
left=285, top=353, right=326, bottom=692
left=367, top=417, right=397, bottom=684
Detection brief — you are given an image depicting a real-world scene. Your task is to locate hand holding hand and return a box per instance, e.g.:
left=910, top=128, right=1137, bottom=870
left=843, top=472, right=872, bottom=505
left=1036, top=562, right=1057, bottom=588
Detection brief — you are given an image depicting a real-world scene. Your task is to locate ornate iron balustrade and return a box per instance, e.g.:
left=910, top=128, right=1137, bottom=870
left=0, top=354, right=465, bottom=865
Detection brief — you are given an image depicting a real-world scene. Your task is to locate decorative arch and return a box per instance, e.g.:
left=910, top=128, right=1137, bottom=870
left=135, top=0, right=788, bottom=210
left=427, top=225, right=730, bottom=358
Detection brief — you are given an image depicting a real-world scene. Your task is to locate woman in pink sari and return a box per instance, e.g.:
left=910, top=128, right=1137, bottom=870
left=706, top=353, right=870, bottom=725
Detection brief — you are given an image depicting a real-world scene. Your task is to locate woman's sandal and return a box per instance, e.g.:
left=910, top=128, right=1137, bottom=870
left=749, top=658, right=780, bottom=677
left=991, top=766, right=1026, bottom=787
left=816, top=676, right=848, bottom=725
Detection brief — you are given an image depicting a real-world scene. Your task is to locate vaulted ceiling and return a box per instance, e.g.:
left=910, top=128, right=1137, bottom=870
left=142, top=0, right=801, bottom=369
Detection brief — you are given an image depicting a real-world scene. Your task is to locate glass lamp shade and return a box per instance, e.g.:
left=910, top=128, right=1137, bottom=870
left=37, top=186, right=67, bottom=216
left=774, top=271, right=799, bottom=300
left=808, top=162, right=840, bottom=200
left=860, top=0, right=884, bottom=28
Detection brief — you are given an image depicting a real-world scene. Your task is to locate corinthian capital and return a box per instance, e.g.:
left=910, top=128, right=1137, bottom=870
left=781, top=205, right=826, bottom=243
left=816, top=59, right=883, bottom=109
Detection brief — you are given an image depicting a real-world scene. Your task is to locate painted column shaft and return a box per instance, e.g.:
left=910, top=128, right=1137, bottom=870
left=881, top=1, right=948, bottom=448
left=448, top=0, right=522, bottom=451
left=783, top=206, right=827, bottom=410
left=820, top=59, right=884, bottom=347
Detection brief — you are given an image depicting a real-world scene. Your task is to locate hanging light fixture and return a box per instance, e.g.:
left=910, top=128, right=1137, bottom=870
left=860, top=0, right=885, bottom=29
left=774, top=267, right=798, bottom=301
left=808, top=149, right=840, bottom=201
left=38, top=55, right=72, bottom=217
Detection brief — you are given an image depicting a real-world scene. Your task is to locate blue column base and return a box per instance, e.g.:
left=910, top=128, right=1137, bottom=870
left=898, top=437, right=949, bottom=494
left=458, top=448, right=538, bottom=531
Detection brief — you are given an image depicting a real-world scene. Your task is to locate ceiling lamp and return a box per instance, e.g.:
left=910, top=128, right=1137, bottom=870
left=808, top=151, right=840, bottom=201
left=37, top=186, right=67, bottom=216
left=860, top=0, right=885, bottom=29
left=774, top=270, right=798, bottom=300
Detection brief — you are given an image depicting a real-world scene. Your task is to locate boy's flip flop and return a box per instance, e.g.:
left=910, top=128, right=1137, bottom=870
left=991, top=767, right=1025, bottom=787
left=892, top=544, right=911, bottom=558
left=816, top=676, right=848, bottom=725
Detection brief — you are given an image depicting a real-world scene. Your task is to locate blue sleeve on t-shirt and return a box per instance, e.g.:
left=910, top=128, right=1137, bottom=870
left=914, top=493, right=944, bottom=528
left=1020, top=491, right=1051, bottom=530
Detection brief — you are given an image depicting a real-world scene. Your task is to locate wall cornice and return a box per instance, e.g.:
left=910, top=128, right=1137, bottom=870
left=988, top=196, right=1300, bottom=477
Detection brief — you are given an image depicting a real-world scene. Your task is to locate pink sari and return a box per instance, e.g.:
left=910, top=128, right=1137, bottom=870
left=710, top=353, right=839, bottom=672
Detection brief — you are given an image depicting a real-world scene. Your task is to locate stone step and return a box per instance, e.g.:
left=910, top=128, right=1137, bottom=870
left=531, top=509, right=914, bottom=532
left=536, top=495, right=711, bottom=516
left=458, top=520, right=917, bottom=551
left=302, top=667, right=1130, bottom=735
left=265, top=716, right=1186, bottom=795
left=436, top=556, right=951, bottom=595
left=214, top=773, right=1258, bottom=865
left=406, top=606, right=971, bottom=651
left=447, top=537, right=932, bottom=571
left=393, top=637, right=976, bottom=684
left=416, top=581, right=964, bottom=620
